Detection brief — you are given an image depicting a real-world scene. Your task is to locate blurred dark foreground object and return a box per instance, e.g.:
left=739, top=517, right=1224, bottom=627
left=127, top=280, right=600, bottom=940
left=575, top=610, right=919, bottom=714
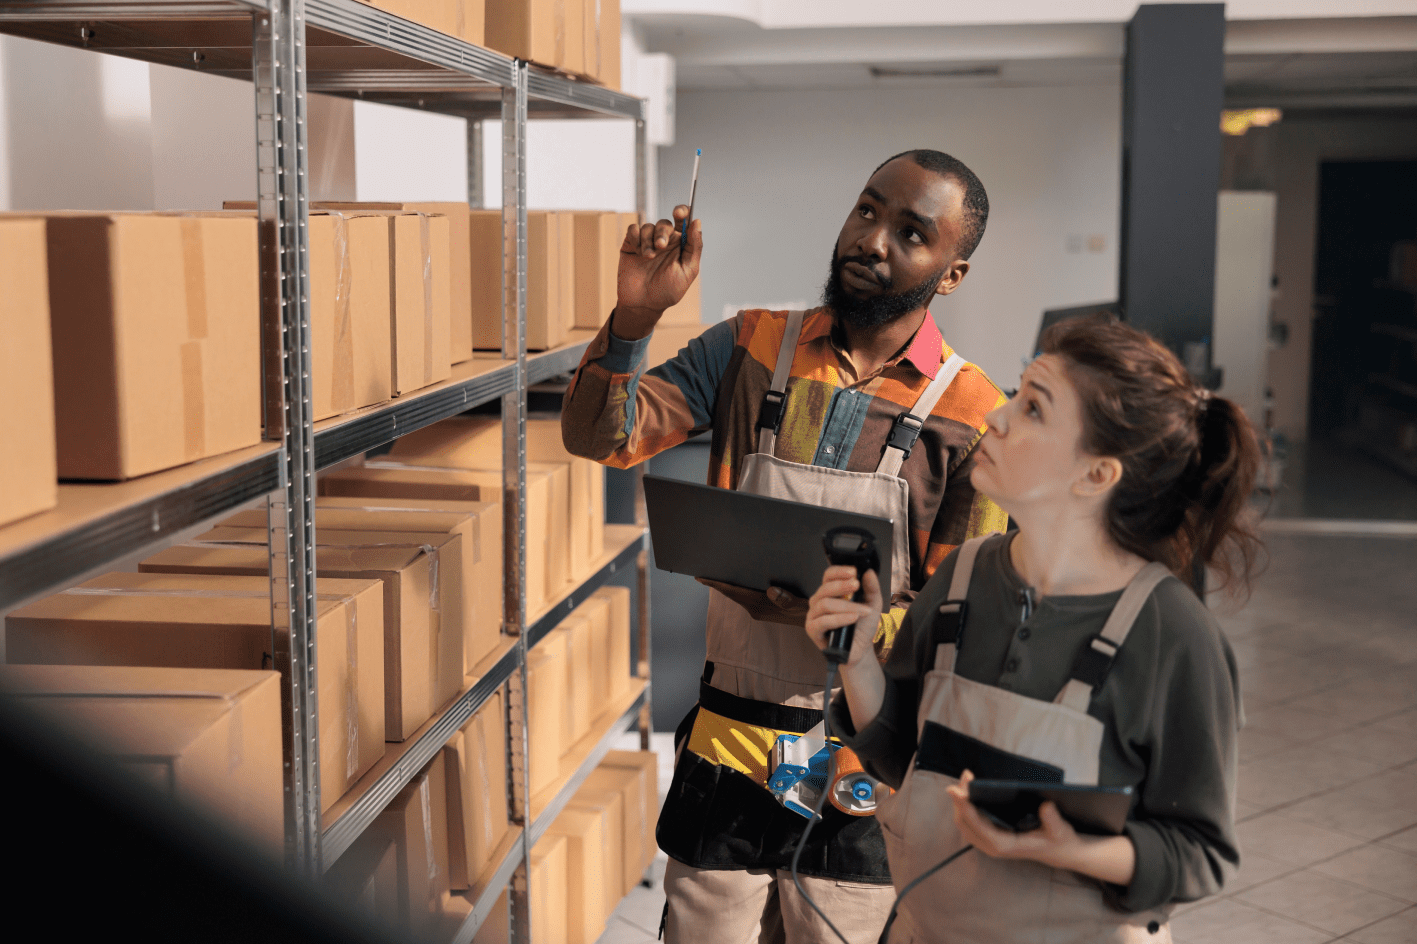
left=0, top=693, right=410, bottom=944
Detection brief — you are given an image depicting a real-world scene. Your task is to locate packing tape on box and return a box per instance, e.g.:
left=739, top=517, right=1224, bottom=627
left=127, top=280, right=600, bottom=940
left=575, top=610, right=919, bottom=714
left=180, top=217, right=208, bottom=462
left=183, top=539, right=441, bottom=611
left=321, top=505, right=482, bottom=564
left=332, top=211, right=356, bottom=413
left=346, top=598, right=360, bottom=781
left=63, top=584, right=364, bottom=779
left=420, top=776, right=438, bottom=885
left=475, top=706, right=495, bottom=850
left=419, top=213, right=434, bottom=385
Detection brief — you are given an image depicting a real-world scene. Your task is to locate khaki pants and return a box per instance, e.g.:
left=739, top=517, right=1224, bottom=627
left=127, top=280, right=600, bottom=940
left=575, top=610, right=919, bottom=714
left=663, top=857, right=894, bottom=944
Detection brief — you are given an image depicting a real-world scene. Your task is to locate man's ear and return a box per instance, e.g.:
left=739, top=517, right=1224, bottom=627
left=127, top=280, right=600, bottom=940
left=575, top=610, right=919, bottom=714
left=1074, top=455, right=1123, bottom=499
left=935, top=259, right=970, bottom=297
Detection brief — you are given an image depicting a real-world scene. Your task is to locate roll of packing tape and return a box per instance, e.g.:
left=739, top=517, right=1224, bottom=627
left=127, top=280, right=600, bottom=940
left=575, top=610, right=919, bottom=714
left=829, top=746, right=888, bottom=816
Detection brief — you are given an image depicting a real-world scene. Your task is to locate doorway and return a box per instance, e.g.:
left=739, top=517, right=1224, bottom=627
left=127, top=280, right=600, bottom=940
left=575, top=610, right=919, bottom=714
left=1295, top=159, right=1417, bottom=518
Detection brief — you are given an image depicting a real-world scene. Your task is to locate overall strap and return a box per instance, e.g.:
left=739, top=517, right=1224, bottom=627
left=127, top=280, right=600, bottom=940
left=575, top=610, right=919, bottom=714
left=1054, top=562, right=1172, bottom=713
left=875, top=353, right=967, bottom=477
left=931, top=534, right=990, bottom=672
left=755, top=310, right=807, bottom=456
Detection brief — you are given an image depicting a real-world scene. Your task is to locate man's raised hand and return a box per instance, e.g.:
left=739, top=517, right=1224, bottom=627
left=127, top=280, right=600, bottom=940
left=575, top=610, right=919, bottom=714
left=612, top=204, right=702, bottom=340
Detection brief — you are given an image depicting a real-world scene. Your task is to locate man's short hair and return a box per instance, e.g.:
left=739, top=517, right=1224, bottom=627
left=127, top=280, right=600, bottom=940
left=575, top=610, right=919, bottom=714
left=873, top=149, right=989, bottom=260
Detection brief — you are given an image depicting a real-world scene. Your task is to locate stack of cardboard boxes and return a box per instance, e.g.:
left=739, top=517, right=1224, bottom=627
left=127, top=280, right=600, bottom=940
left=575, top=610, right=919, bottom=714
left=525, top=586, right=634, bottom=797
left=471, top=209, right=643, bottom=352
left=535, top=750, right=660, bottom=944
left=321, top=415, right=605, bottom=614
left=357, top=0, right=621, bottom=88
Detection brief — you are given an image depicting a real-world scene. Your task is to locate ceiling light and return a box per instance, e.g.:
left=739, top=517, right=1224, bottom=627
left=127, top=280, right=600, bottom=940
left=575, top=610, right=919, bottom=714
left=1221, top=108, right=1282, bottom=136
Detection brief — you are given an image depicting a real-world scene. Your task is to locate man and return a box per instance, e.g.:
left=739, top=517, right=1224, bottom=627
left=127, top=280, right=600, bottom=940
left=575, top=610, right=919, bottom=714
left=562, top=149, right=1008, bottom=943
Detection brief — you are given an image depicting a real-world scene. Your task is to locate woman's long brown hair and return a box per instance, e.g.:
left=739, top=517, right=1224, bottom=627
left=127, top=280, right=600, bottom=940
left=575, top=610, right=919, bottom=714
left=1042, top=315, right=1265, bottom=597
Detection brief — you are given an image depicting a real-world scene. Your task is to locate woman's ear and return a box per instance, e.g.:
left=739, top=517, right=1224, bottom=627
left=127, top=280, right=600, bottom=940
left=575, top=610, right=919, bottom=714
left=1074, top=455, right=1123, bottom=499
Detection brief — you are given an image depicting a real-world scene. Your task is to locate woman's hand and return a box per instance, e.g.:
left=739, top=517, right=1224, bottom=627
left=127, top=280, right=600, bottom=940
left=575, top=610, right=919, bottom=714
left=946, top=771, right=1137, bottom=887
left=804, top=566, right=888, bottom=732
left=805, top=566, right=881, bottom=669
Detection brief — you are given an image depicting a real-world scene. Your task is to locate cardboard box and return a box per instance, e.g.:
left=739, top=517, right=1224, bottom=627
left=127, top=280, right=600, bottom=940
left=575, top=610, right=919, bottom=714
left=0, top=664, right=282, bottom=852
left=593, top=585, right=633, bottom=698
left=370, top=0, right=459, bottom=35
left=577, top=770, right=635, bottom=897
left=473, top=890, right=510, bottom=944
left=485, top=0, right=557, bottom=68
left=364, top=752, right=451, bottom=935
left=199, top=525, right=463, bottom=717
left=563, top=0, right=584, bottom=73
left=546, top=805, right=610, bottom=944
left=310, top=212, right=394, bottom=418
left=567, top=782, right=626, bottom=909
left=42, top=213, right=260, bottom=480
left=597, top=0, right=620, bottom=89
left=469, top=209, right=503, bottom=351
left=326, top=836, right=400, bottom=926
left=556, top=210, right=576, bottom=336
left=529, top=833, right=569, bottom=944
left=222, top=497, right=502, bottom=675
left=0, top=218, right=56, bottom=526
left=138, top=536, right=449, bottom=742
left=573, top=211, right=620, bottom=331
left=4, top=572, right=383, bottom=810
left=527, top=418, right=603, bottom=576
left=552, top=614, right=593, bottom=748
left=312, top=205, right=452, bottom=396
left=659, top=265, right=701, bottom=325
left=444, top=691, right=510, bottom=889
left=573, top=594, right=613, bottom=715
left=601, top=749, right=659, bottom=885
left=393, top=415, right=603, bottom=579
left=312, top=480, right=504, bottom=668
left=530, top=211, right=568, bottom=351
left=403, top=202, right=475, bottom=364
left=526, top=630, right=567, bottom=796
left=223, top=203, right=393, bottom=420
left=460, top=0, right=486, bottom=45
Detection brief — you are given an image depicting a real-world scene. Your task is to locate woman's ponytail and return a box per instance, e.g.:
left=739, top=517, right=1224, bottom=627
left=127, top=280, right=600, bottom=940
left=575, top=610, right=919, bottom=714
left=1043, top=316, right=1266, bottom=598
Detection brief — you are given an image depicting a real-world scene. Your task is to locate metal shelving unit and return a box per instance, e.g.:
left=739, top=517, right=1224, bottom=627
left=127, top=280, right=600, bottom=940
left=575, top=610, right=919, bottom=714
left=0, top=3, right=650, bottom=941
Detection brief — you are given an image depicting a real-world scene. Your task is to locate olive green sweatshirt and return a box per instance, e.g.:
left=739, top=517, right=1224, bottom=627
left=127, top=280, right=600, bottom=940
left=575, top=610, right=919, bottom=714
left=832, top=532, right=1243, bottom=913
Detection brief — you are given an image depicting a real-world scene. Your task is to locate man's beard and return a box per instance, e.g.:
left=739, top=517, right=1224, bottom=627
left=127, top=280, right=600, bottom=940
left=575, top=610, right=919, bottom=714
left=822, top=245, right=946, bottom=331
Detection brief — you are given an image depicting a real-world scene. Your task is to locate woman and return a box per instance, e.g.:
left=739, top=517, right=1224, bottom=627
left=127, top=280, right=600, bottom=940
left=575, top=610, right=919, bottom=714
left=804, top=316, right=1260, bottom=943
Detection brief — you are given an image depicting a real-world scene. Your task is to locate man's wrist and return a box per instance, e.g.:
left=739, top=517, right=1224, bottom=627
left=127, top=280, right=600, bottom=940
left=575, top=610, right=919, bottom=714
left=611, top=305, right=664, bottom=341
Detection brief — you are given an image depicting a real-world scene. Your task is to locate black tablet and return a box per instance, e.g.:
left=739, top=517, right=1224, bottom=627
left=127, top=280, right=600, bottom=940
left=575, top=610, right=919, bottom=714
left=642, top=474, right=894, bottom=611
left=967, top=780, right=1134, bottom=836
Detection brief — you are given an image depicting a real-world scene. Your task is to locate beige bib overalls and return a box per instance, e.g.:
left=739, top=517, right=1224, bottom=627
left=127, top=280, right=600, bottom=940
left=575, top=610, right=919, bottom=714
left=663, top=310, right=966, bottom=944
left=876, top=535, right=1175, bottom=944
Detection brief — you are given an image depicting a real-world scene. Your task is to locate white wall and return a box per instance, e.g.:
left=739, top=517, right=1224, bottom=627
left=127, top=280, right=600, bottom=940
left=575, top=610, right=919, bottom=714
left=659, top=83, right=1122, bottom=388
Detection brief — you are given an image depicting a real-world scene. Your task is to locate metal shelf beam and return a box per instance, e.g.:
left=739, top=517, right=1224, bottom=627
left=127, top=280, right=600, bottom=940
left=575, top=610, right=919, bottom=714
left=320, top=642, right=521, bottom=865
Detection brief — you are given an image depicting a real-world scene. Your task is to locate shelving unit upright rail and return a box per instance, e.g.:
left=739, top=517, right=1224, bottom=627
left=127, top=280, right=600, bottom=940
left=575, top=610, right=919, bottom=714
left=0, top=1, right=652, bottom=938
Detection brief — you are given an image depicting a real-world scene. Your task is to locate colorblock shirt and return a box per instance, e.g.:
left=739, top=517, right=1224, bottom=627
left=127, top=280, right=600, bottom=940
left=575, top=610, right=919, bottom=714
left=562, top=307, right=1010, bottom=625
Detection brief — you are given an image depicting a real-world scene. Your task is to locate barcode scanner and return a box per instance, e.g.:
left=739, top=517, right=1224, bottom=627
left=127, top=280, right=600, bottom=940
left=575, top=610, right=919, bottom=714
left=821, top=527, right=880, bottom=665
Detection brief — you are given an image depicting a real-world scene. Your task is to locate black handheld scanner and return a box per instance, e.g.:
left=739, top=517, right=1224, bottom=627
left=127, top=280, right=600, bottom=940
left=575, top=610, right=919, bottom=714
left=821, top=527, right=880, bottom=665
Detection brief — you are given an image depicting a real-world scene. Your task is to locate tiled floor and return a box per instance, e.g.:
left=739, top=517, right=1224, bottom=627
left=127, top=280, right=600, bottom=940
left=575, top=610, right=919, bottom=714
left=597, top=531, right=1417, bottom=943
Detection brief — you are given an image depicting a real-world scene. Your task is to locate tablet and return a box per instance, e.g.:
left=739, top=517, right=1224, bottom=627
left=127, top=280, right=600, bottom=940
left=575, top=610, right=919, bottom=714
left=642, top=475, right=894, bottom=612
left=967, top=780, right=1134, bottom=836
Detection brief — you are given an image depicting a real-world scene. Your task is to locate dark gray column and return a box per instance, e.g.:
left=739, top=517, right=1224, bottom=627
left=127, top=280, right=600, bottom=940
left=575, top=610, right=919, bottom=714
left=1119, top=2, right=1226, bottom=377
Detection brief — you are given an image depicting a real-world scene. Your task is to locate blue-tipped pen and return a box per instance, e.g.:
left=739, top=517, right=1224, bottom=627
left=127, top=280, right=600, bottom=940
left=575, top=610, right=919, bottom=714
left=681, top=149, right=701, bottom=248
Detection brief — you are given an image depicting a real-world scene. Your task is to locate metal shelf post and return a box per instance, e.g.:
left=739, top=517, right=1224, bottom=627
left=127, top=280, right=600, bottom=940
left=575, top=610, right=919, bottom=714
left=253, top=0, right=321, bottom=875
left=500, top=59, right=534, bottom=944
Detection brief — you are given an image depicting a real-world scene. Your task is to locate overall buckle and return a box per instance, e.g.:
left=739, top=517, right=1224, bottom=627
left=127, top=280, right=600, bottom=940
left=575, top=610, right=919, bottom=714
left=757, top=390, right=787, bottom=433
left=885, top=412, right=925, bottom=459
